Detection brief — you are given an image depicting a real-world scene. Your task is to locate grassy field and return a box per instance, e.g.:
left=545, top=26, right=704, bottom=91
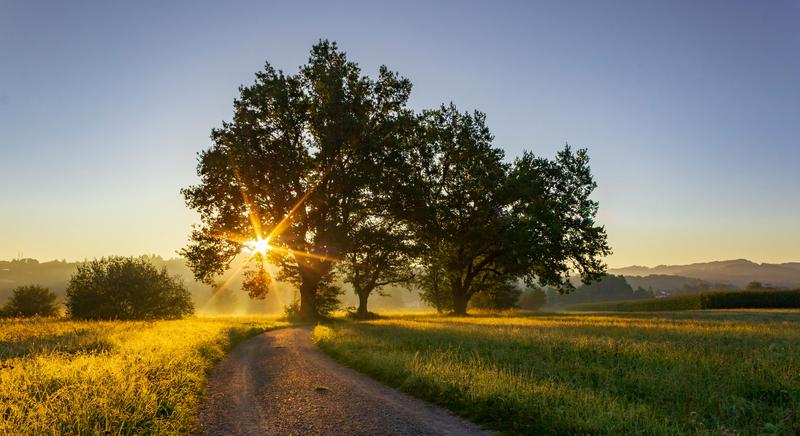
left=314, top=310, right=800, bottom=435
left=0, top=316, right=287, bottom=434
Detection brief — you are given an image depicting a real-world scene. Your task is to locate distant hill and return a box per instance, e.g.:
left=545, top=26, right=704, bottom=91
left=610, top=259, right=800, bottom=288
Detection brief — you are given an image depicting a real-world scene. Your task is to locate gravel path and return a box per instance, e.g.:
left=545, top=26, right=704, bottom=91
left=198, top=327, right=490, bottom=435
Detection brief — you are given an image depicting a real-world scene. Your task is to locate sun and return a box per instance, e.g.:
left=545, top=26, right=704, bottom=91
left=243, top=236, right=271, bottom=256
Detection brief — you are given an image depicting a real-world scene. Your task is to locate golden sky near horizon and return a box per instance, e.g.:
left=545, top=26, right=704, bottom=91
left=2, top=2, right=798, bottom=269
left=2, top=206, right=798, bottom=268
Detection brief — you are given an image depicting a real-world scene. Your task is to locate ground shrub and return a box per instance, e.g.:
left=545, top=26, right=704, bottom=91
left=66, top=256, right=193, bottom=320
left=469, top=280, right=522, bottom=310
left=1, top=285, right=59, bottom=317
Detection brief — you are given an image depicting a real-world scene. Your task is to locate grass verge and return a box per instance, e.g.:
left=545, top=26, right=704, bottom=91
left=313, top=311, right=800, bottom=435
left=0, top=316, right=287, bottom=434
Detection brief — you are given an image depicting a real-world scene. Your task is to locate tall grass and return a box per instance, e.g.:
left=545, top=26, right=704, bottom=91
left=314, top=311, right=800, bottom=435
left=0, top=316, right=287, bottom=434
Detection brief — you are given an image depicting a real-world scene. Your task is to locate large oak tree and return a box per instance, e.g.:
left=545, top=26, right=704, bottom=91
left=182, top=41, right=413, bottom=320
left=398, top=104, right=611, bottom=314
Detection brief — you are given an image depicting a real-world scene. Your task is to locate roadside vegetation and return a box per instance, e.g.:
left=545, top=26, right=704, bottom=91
left=0, top=316, right=287, bottom=434
left=0, top=285, right=59, bottom=318
left=67, top=256, right=194, bottom=320
left=314, top=311, right=800, bottom=435
left=569, top=289, right=800, bottom=312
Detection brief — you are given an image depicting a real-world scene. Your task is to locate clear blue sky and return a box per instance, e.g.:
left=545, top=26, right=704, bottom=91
left=1, top=0, right=798, bottom=267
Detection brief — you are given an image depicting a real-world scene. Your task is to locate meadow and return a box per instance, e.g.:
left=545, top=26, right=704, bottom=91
left=0, top=316, right=287, bottom=434
left=314, top=310, right=800, bottom=435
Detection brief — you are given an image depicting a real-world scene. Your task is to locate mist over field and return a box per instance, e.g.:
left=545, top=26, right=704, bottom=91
left=0, top=257, right=423, bottom=315
left=5, top=257, right=800, bottom=316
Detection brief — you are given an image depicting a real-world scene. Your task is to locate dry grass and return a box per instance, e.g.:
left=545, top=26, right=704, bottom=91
left=0, top=316, right=287, bottom=434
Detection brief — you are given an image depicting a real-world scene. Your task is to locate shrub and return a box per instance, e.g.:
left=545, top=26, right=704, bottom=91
left=2, top=285, right=59, bottom=317
left=470, top=281, right=522, bottom=310
left=66, top=257, right=194, bottom=320
left=417, top=262, right=452, bottom=313
left=518, top=287, right=547, bottom=311
left=316, top=280, right=343, bottom=316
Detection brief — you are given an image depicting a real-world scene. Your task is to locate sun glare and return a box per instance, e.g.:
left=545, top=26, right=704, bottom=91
left=244, top=236, right=271, bottom=256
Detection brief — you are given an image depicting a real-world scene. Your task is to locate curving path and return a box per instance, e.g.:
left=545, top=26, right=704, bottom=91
left=198, top=327, right=490, bottom=436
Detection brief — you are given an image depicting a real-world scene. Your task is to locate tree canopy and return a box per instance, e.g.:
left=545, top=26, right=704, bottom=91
left=1, top=285, right=59, bottom=318
left=66, top=257, right=193, bottom=320
left=183, top=40, right=611, bottom=317
left=394, top=104, right=611, bottom=314
left=182, top=40, right=415, bottom=320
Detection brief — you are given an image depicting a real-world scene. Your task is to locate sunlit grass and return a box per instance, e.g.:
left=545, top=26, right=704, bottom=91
left=314, top=310, right=800, bottom=435
left=0, top=316, right=287, bottom=434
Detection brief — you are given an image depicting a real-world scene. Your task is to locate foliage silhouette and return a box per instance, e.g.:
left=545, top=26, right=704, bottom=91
left=569, top=289, right=800, bottom=311
left=182, top=40, right=415, bottom=320
left=469, top=279, right=522, bottom=311
left=339, top=215, right=416, bottom=318
left=182, top=40, right=610, bottom=317
left=66, top=257, right=193, bottom=320
left=394, top=104, right=611, bottom=314
left=1, top=285, right=58, bottom=317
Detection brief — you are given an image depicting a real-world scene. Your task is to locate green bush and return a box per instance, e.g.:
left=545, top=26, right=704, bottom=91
left=518, top=287, right=547, bottom=310
left=66, top=257, right=194, bottom=320
left=470, top=281, right=522, bottom=310
left=569, top=289, right=800, bottom=312
left=1, top=285, right=59, bottom=317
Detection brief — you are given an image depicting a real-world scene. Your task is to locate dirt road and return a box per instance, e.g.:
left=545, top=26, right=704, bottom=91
left=198, top=327, right=490, bottom=435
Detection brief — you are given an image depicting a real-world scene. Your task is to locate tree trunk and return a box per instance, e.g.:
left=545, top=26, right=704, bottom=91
left=298, top=281, right=318, bottom=321
left=452, top=288, right=469, bottom=316
left=297, top=264, right=322, bottom=321
left=356, top=290, right=370, bottom=318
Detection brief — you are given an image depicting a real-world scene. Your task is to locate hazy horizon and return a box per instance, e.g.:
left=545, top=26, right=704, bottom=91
left=2, top=1, right=798, bottom=268
left=3, top=255, right=799, bottom=271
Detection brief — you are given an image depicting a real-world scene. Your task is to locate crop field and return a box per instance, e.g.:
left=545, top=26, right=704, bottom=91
left=314, top=311, right=800, bottom=435
left=569, top=289, right=800, bottom=312
left=0, top=316, right=287, bottom=434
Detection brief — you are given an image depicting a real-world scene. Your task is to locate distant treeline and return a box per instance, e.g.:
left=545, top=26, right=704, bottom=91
left=568, top=289, right=800, bottom=312
left=544, top=274, right=791, bottom=308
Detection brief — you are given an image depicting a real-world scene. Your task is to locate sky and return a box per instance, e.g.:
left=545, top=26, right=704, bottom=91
left=1, top=0, right=798, bottom=268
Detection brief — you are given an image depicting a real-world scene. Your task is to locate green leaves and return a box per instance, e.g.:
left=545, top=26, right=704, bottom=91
left=66, top=257, right=193, bottom=320
left=182, top=40, right=611, bottom=317
left=400, top=107, right=611, bottom=312
left=182, top=40, right=417, bottom=319
left=2, top=285, right=58, bottom=318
